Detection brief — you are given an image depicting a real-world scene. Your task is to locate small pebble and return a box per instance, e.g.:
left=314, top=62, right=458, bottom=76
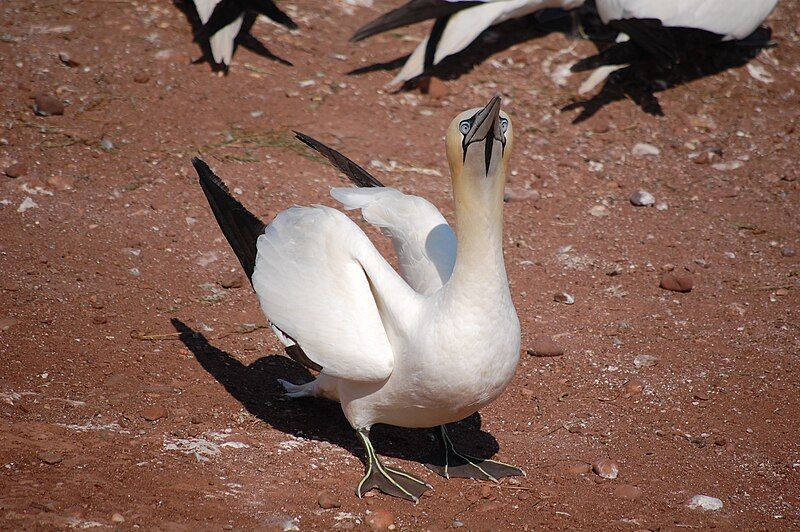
left=566, top=463, right=591, bottom=475
left=58, top=51, right=79, bottom=67
left=111, top=513, right=125, bottom=523
left=36, top=450, right=63, bottom=464
left=133, top=71, right=150, bottom=84
left=100, top=138, right=114, bottom=151
left=33, top=93, right=65, bottom=116
left=589, top=205, right=609, bottom=217
left=592, top=458, right=619, bottom=479
left=504, top=188, right=540, bottom=202
left=5, top=162, right=26, bottom=178
left=142, top=405, right=167, bottom=421
left=660, top=271, right=693, bottom=293
left=687, top=495, right=723, bottom=511
left=527, top=335, right=564, bottom=357
left=631, top=143, right=660, bottom=156
left=553, top=292, right=574, bottom=305
left=781, top=246, right=796, bottom=257
left=366, top=508, right=395, bottom=530
left=655, top=202, right=668, bottom=211
left=614, top=484, right=642, bottom=499
left=633, top=354, right=658, bottom=368
left=629, top=190, right=655, bottom=207
left=622, top=379, right=644, bottom=398
left=219, top=273, right=244, bottom=289
left=775, top=288, right=788, bottom=296
left=317, top=491, right=341, bottom=509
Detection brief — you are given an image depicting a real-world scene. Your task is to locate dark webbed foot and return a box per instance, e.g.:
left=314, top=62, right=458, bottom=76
left=426, top=425, right=525, bottom=482
left=356, top=429, right=431, bottom=502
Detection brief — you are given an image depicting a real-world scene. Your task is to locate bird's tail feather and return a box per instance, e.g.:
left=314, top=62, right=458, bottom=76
left=192, top=158, right=266, bottom=281
left=350, top=0, right=482, bottom=42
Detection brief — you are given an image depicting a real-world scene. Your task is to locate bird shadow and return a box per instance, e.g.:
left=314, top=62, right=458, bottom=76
left=172, top=1, right=292, bottom=72
left=170, top=318, right=500, bottom=470
left=347, top=8, right=588, bottom=88
left=563, top=27, right=774, bottom=123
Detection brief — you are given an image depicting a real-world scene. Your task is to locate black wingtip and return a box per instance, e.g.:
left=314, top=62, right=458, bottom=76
left=293, top=131, right=384, bottom=188
left=192, top=158, right=266, bottom=282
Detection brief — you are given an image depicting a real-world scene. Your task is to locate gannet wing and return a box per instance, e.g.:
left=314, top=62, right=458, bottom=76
left=194, top=158, right=407, bottom=382
left=253, top=206, right=400, bottom=382
left=388, top=0, right=580, bottom=87
left=295, top=132, right=456, bottom=294
left=596, top=0, right=778, bottom=41
left=192, top=0, right=243, bottom=65
left=332, top=188, right=456, bottom=294
left=350, top=0, right=485, bottom=42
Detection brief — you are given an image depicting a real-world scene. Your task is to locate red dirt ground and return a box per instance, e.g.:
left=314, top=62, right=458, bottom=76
left=1, top=1, right=798, bottom=530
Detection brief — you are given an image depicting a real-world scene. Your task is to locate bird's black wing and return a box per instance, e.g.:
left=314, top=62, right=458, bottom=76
left=242, top=0, right=297, bottom=29
left=294, top=132, right=384, bottom=188
left=350, top=0, right=483, bottom=42
left=192, top=158, right=266, bottom=281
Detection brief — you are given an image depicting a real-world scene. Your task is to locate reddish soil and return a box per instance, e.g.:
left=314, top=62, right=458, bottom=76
left=1, top=1, right=799, bottom=530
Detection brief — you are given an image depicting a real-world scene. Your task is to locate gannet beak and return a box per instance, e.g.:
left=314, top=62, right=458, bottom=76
left=462, top=94, right=505, bottom=173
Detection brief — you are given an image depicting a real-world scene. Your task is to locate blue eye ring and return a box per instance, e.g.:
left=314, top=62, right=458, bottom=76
left=500, top=118, right=509, bottom=132
left=459, top=120, right=471, bottom=135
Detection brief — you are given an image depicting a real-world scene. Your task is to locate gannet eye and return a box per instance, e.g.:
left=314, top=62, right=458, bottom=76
left=459, top=120, right=471, bottom=135
left=500, top=118, right=509, bottom=133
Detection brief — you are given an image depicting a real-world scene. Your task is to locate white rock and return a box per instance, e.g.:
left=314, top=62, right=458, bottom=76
left=633, top=354, right=658, bottom=368
left=632, top=143, right=660, bottom=157
left=17, top=196, right=38, bottom=213
left=589, top=205, right=609, bottom=217
left=630, top=190, right=655, bottom=207
left=687, top=495, right=723, bottom=511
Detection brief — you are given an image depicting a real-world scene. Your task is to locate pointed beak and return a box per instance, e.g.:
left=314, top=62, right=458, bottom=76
left=464, top=94, right=503, bottom=147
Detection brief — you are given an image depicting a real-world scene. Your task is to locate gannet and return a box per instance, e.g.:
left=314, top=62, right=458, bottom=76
left=594, top=0, right=779, bottom=62
left=193, top=95, right=524, bottom=501
left=191, top=0, right=296, bottom=67
left=351, top=0, right=586, bottom=88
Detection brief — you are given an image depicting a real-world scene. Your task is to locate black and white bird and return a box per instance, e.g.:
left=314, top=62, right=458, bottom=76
left=351, top=0, right=586, bottom=88
left=192, top=95, right=524, bottom=501
left=594, top=0, right=779, bottom=63
left=191, top=0, right=296, bottom=67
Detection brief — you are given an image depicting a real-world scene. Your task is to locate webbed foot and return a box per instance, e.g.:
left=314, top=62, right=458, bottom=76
left=425, top=425, right=524, bottom=482
left=356, top=429, right=431, bottom=502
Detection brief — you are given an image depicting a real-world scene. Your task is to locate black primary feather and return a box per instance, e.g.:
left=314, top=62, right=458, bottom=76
left=294, top=131, right=384, bottom=188
left=608, top=18, right=680, bottom=63
left=350, top=0, right=482, bottom=42
left=196, top=0, right=296, bottom=42
left=192, top=157, right=266, bottom=280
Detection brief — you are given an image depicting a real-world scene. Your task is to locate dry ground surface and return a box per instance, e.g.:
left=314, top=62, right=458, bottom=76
left=1, top=0, right=799, bottom=530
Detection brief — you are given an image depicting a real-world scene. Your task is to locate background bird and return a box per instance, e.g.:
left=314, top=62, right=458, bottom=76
left=351, top=0, right=586, bottom=89
left=192, top=95, right=524, bottom=501
left=593, top=0, right=779, bottom=64
left=190, top=0, right=296, bottom=67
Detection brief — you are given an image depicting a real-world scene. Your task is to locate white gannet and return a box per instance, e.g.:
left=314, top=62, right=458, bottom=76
left=193, top=95, right=524, bottom=501
left=594, top=0, right=779, bottom=62
left=191, top=0, right=296, bottom=67
left=351, top=0, right=586, bottom=89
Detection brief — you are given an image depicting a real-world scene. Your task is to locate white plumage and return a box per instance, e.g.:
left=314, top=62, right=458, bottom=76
left=193, top=95, right=523, bottom=501
left=193, top=0, right=242, bottom=66
left=596, top=0, right=779, bottom=41
left=353, top=0, right=585, bottom=88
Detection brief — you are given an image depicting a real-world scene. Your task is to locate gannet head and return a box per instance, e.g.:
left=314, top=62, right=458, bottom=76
left=445, top=94, right=513, bottom=210
left=445, top=94, right=514, bottom=190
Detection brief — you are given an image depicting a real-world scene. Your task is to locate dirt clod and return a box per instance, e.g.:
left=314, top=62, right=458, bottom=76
left=5, top=162, right=26, bottom=178
left=660, top=271, right=693, bottom=292
left=36, top=451, right=63, bottom=464
left=527, top=335, right=565, bottom=357
left=316, top=491, right=341, bottom=509
left=33, top=93, right=65, bottom=116
left=366, top=508, right=395, bottom=530
left=142, top=406, right=168, bottom=421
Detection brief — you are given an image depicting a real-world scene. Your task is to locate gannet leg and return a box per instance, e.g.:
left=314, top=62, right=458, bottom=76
left=355, top=428, right=432, bottom=502
left=426, top=425, right=524, bottom=482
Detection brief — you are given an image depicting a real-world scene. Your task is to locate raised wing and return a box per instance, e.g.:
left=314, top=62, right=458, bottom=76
left=350, top=0, right=485, bottom=42
left=332, top=188, right=456, bottom=294
left=596, top=0, right=778, bottom=41
left=253, top=206, right=405, bottom=382
left=295, top=132, right=457, bottom=294
left=387, top=0, right=585, bottom=87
